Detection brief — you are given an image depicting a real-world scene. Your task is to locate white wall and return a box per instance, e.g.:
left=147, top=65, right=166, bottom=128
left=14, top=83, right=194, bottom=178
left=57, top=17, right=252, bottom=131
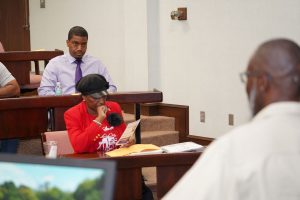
left=29, top=0, right=300, bottom=138
left=29, top=0, right=127, bottom=90
left=155, top=0, right=300, bottom=137
left=123, top=0, right=149, bottom=91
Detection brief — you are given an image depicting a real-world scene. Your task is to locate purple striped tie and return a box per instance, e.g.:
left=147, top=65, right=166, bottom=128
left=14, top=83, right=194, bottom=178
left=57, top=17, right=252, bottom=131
left=75, top=59, right=82, bottom=84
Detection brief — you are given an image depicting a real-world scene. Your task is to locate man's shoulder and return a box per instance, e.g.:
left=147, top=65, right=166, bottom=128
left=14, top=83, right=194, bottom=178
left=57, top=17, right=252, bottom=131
left=83, top=54, right=98, bottom=60
left=49, top=54, right=68, bottom=62
left=46, top=54, right=72, bottom=70
left=47, top=54, right=68, bottom=65
left=50, top=54, right=66, bottom=61
left=83, top=54, right=104, bottom=64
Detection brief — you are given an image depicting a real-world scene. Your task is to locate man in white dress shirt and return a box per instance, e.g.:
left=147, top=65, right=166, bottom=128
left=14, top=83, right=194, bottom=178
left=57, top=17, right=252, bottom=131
left=0, top=62, right=20, bottom=98
left=163, top=38, right=300, bottom=200
left=0, top=62, right=20, bottom=153
left=38, top=26, right=117, bottom=96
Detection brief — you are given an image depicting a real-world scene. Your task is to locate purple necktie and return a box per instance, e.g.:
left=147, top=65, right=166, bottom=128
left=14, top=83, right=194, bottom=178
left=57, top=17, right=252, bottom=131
left=75, top=59, right=82, bottom=84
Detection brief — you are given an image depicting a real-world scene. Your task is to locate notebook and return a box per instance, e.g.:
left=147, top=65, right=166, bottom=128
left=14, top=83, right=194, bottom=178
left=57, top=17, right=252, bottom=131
left=0, top=153, right=116, bottom=200
left=161, top=142, right=205, bottom=153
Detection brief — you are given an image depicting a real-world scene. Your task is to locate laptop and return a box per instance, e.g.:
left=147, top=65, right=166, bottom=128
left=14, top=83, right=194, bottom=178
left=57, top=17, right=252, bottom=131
left=0, top=153, right=116, bottom=200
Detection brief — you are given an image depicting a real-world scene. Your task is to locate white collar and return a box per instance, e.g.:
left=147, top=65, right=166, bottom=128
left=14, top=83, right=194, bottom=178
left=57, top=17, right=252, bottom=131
left=66, top=52, right=87, bottom=64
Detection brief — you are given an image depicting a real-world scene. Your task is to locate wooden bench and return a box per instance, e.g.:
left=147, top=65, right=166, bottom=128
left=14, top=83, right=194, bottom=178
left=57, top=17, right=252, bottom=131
left=0, top=50, right=63, bottom=93
left=0, top=91, right=163, bottom=142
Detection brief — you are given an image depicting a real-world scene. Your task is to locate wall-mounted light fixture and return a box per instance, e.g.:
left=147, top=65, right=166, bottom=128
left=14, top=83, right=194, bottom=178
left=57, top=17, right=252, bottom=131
left=170, top=7, right=187, bottom=20
left=40, top=0, right=46, bottom=8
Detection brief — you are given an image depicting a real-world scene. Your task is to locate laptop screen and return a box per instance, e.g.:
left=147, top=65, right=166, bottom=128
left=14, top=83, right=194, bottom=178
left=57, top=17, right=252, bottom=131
left=0, top=154, right=116, bottom=200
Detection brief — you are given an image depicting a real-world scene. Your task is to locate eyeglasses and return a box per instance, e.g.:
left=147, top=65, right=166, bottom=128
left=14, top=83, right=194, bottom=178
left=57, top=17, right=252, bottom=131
left=239, top=71, right=265, bottom=83
left=240, top=69, right=299, bottom=84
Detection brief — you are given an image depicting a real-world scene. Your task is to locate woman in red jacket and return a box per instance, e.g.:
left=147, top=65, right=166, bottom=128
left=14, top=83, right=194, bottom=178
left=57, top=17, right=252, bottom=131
left=64, top=74, right=126, bottom=153
left=64, top=74, right=154, bottom=199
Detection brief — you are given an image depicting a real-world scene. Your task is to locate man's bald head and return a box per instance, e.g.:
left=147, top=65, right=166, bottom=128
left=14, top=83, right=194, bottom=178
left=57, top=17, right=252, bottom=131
left=250, top=39, right=300, bottom=77
left=246, top=39, right=300, bottom=115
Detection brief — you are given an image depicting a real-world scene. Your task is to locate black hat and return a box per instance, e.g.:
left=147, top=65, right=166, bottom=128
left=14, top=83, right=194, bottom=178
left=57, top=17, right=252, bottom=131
left=76, top=74, right=109, bottom=98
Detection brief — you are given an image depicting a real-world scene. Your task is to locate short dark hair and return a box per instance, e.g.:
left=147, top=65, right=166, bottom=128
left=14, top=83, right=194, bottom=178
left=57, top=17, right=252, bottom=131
left=68, top=26, right=88, bottom=40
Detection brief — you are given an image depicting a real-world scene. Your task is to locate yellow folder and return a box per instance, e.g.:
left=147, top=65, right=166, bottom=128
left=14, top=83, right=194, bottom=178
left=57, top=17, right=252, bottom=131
left=105, top=144, right=161, bottom=157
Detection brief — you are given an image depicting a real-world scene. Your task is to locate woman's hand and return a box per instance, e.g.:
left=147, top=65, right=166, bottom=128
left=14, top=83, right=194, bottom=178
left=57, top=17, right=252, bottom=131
left=95, top=105, right=108, bottom=123
left=120, top=135, right=136, bottom=148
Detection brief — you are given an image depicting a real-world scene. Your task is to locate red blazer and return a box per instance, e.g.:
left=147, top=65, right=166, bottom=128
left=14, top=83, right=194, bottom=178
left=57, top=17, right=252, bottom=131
left=64, top=101, right=126, bottom=153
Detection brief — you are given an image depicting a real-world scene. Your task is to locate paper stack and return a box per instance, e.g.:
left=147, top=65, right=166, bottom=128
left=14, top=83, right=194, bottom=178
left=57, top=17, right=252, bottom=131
left=161, top=142, right=204, bottom=153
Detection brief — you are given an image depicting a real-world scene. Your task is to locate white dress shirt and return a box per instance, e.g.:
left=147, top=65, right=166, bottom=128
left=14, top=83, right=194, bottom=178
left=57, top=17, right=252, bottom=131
left=163, top=102, right=300, bottom=200
left=0, top=62, right=15, bottom=87
left=38, top=53, right=117, bottom=96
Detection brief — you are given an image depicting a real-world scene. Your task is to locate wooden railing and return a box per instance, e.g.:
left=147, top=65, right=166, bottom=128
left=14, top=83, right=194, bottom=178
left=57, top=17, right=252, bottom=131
left=120, top=102, right=214, bottom=145
left=120, top=102, right=190, bottom=143
left=0, top=50, right=63, bottom=85
left=0, top=90, right=163, bottom=143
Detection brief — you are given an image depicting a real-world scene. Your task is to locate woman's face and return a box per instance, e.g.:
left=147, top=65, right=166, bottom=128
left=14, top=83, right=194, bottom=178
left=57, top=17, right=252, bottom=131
left=83, top=95, right=107, bottom=114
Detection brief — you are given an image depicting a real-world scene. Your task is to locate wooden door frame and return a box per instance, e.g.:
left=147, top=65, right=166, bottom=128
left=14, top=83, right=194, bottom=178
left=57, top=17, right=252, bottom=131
left=0, top=0, right=30, bottom=51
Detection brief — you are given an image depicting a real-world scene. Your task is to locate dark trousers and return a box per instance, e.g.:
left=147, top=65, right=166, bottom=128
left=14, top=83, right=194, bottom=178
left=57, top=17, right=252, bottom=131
left=0, top=139, right=19, bottom=153
left=142, top=176, right=154, bottom=200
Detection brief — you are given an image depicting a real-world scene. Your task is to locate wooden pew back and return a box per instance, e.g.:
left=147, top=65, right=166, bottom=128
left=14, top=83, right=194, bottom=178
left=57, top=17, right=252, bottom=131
left=0, top=91, right=163, bottom=140
left=0, top=50, right=63, bottom=85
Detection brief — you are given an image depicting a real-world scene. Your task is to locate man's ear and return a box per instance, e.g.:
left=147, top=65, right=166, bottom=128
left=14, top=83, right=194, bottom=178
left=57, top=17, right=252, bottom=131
left=258, top=74, right=270, bottom=92
left=66, top=40, right=70, bottom=48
